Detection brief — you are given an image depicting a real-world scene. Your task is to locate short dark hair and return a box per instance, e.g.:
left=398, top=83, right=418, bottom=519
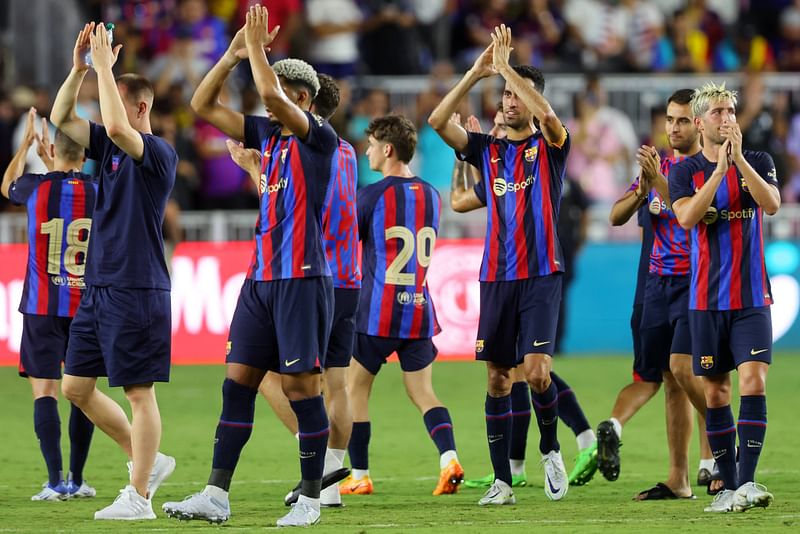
left=312, top=74, right=340, bottom=120
left=668, top=88, right=695, bottom=106
left=54, top=129, right=84, bottom=162
left=512, top=65, right=545, bottom=94
left=365, top=115, right=417, bottom=163
left=115, top=73, right=155, bottom=104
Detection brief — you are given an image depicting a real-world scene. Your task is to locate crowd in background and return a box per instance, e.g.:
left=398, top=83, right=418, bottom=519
left=1, top=0, right=800, bottom=215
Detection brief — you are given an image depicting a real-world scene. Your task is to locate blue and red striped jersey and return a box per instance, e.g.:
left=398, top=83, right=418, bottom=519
left=458, top=130, right=569, bottom=281
left=628, top=155, right=692, bottom=276
left=9, top=172, right=97, bottom=317
left=322, top=138, right=361, bottom=289
left=356, top=176, right=441, bottom=339
left=244, top=113, right=339, bottom=281
left=669, top=150, right=779, bottom=310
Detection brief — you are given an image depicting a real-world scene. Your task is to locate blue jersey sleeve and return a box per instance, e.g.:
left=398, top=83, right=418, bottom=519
left=8, top=173, right=43, bottom=205
left=88, top=122, right=112, bottom=161
left=356, top=185, right=374, bottom=242
left=748, top=151, right=779, bottom=187
left=473, top=179, right=487, bottom=205
left=455, top=132, right=489, bottom=169
left=136, top=134, right=178, bottom=185
left=668, top=161, right=694, bottom=204
left=302, top=112, right=339, bottom=154
left=244, top=115, right=273, bottom=150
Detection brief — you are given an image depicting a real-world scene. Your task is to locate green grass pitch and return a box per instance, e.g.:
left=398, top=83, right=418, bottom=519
left=1, top=355, right=798, bottom=532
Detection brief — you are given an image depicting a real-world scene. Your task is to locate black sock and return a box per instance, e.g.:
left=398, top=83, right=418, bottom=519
left=34, top=397, right=62, bottom=487
left=550, top=372, right=591, bottom=435
left=68, top=403, right=94, bottom=486
left=485, top=394, right=512, bottom=486
left=706, top=405, right=737, bottom=490
left=348, top=421, right=371, bottom=470
left=290, top=396, right=329, bottom=499
left=208, top=379, right=256, bottom=491
left=509, top=382, right=531, bottom=461
left=531, top=381, right=560, bottom=454
left=737, top=395, right=767, bottom=485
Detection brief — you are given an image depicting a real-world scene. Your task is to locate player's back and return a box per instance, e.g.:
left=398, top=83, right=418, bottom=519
left=356, top=176, right=441, bottom=339
left=322, top=138, right=361, bottom=288
left=9, top=171, right=97, bottom=317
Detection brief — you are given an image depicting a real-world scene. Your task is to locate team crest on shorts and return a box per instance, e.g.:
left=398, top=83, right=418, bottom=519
left=476, top=339, right=485, bottom=353
left=226, top=341, right=232, bottom=356
left=524, top=146, right=538, bottom=162
left=700, top=355, right=714, bottom=369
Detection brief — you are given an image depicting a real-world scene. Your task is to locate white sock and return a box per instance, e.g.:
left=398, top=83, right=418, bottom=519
left=610, top=417, right=623, bottom=439
left=352, top=468, right=369, bottom=480
left=296, top=493, right=320, bottom=511
left=323, top=448, right=345, bottom=476
left=576, top=429, right=596, bottom=451
left=203, top=485, right=229, bottom=503
left=509, top=459, right=525, bottom=476
left=699, top=458, right=715, bottom=471
left=439, top=450, right=458, bottom=469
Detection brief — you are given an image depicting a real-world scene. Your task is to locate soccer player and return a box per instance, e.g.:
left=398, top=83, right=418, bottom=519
left=230, top=74, right=357, bottom=508
left=163, top=7, right=337, bottom=527
left=670, top=82, right=780, bottom=513
left=1, top=109, right=97, bottom=502
left=51, top=22, right=178, bottom=520
left=452, top=110, right=597, bottom=489
left=601, top=89, right=713, bottom=500
left=337, top=114, right=463, bottom=498
left=429, top=25, right=570, bottom=505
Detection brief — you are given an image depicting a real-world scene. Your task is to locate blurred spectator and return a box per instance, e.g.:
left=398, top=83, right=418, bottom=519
left=359, top=0, right=422, bottom=74
left=665, top=7, right=709, bottom=72
left=348, top=89, right=390, bottom=186
left=102, top=0, right=177, bottom=60
left=234, top=0, right=302, bottom=59
left=514, top=0, right=565, bottom=68
left=713, top=24, right=776, bottom=72
left=461, top=0, right=512, bottom=66
left=170, top=0, right=229, bottom=64
left=410, top=0, right=451, bottom=64
left=617, top=0, right=667, bottom=72
left=563, top=0, right=625, bottom=71
left=306, top=0, right=363, bottom=78
left=152, top=108, right=199, bottom=211
left=777, top=1, right=800, bottom=71
left=11, top=87, right=52, bottom=175
left=643, top=105, right=670, bottom=156
left=148, top=26, right=212, bottom=100
left=785, top=107, right=800, bottom=203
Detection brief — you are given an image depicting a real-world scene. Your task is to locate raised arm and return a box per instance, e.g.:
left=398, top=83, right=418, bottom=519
left=638, top=145, right=669, bottom=202
left=246, top=6, right=309, bottom=138
left=91, top=23, right=145, bottom=160
left=724, top=123, right=781, bottom=215
left=451, top=114, right=485, bottom=212
left=672, top=141, right=729, bottom=229
left=428, top=44, right=495, bottom=153
left=51, top=23, right=93, bottom=148
left=226, top=139, right=262, bottom=189
left=609, top=178, right=647, bottom=226
left=190, top=26, right=250, bottom=140
left=1, top=108, right=36, bottom=198
left=492, top=25, right=566, bottom=146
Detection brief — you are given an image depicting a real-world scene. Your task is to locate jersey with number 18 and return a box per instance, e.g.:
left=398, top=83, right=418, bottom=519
left=356, top=176, right=441, bottom=339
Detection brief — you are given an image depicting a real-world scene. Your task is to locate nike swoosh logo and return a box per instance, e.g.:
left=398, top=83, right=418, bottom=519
left=750, top=348, right=768, bottom=355
left=285, top=358, right=301, bottom=367
left=533, top=340, right=550, bottom=347
left=491, top=157, right=502, bottom=163
left=546, top=474, right=560, bottom=495
left=488, top=436, right=503, bottom=443
left=712, top=451, right=726, bottom=459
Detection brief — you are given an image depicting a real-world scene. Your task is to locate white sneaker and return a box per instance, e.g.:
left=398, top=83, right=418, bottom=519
left=704, top=489, right=735, bottom=513
left=31, top=481, right=69, bottom=501
left=732, top=482, right=773, bottom=512
left=478, top=480, right=515, bottom=506
left=127, top=452, right=176, bottom=499
left=163, top=491, right=231, bottom=523
left=276, top=500, right=321, bottom=527
left=94, top=485, right=156, bottom=520
left=67, top=476, right=97, bottom=498
left=320, top=483, right=342, bottom=507
left=541, top=450, right=568, bottom=501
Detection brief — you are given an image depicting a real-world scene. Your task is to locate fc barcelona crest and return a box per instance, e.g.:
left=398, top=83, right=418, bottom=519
left=524, top=146, right=538, bottom=162
left=700, top=355, right=714, bottom=369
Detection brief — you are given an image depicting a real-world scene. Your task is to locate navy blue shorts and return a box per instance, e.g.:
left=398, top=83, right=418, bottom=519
left=65, top=287, right=171, bottom=387
left=353, top=333, right=437, bottom=375
left=325, top=288, right=359, bottom=368
left=19, top=314, right=72, bottom=379
left=227, top=277, right=333, bottom=374
left=476, top=274, right=562, bottom=366
left=639, top=274, right=692, bottom=374
left=689, top=307, right=772, bottom=376
left=631, top=303, right=661, bottom=383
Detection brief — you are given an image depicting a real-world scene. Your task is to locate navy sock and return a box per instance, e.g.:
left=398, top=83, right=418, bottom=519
left=34, top=397, right=62, bottom=487
left=737, top=395, right=767, bottom=485
left=209, top=379, right=257, bottom=491
left=423, top=406, right=456, bottom=455
left=68, top=403, right=94, bottom=486
left=509, top=382, right=531, bottom=461
left=485, top=394, right=512, bottom=485
left=706, top=405, right=738, bottom=490
left=531, top=382, right=560, bottom=454
left=550, top=372, right=591, bottom=435
left=290, top=396, right=329, bottom=498
left=349, top=421, right=371, bottom=470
